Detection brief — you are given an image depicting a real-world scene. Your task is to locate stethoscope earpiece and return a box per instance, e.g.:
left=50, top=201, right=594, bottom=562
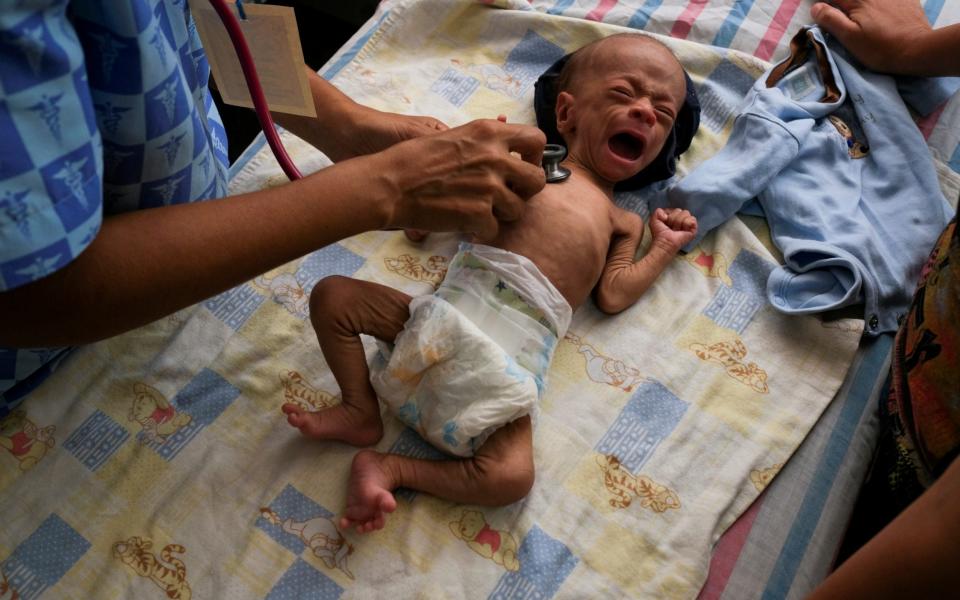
left=542, top=144, right=571, bottom=183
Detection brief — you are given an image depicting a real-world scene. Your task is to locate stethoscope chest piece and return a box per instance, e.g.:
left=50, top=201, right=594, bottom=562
left=543, top=144, right=571, bottom=183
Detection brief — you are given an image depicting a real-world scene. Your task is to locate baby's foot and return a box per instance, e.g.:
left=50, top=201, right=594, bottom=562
left=339, top=450, right=398, bottom=534
left=282, top=403, right=383, bottom=446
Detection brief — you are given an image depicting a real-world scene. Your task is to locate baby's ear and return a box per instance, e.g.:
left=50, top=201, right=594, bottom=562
left=555, top=91, right=575, bottom=134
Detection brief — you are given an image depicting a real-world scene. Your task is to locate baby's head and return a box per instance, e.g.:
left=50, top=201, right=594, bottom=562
left=536, top=34, right=696, bottom=187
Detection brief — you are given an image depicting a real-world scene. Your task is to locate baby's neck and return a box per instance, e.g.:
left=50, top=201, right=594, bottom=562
left=562, top=159, right=616, bottom=198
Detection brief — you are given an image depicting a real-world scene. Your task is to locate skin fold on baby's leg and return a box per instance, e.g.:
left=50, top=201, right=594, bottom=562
left=282, top=275, right=412, bottom=447
left=341, top=416, right=534, bottom=533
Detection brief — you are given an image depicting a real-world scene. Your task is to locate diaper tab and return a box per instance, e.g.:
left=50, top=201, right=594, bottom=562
left=435, top=245, right=572, bottom=378
left=450, top=243, right=572, bottom=337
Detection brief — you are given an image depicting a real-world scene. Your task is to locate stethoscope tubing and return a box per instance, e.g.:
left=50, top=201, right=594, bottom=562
left=208, top=0, right=303, bottom=180
left=208, top=2, right=564, bottom=187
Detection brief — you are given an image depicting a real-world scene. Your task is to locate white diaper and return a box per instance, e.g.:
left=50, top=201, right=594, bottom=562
left=369, top=243, right=572, bottom=457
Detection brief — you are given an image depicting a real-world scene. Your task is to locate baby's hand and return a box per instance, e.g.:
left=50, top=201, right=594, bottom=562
left=650, top=208, right=697, bottom=251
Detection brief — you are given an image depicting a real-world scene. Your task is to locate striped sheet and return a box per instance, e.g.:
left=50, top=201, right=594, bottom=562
left=700, top=335, right=893, bottom=599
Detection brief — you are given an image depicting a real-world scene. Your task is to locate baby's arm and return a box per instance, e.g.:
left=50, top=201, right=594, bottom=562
left=595, top=207, right=697, bottom=314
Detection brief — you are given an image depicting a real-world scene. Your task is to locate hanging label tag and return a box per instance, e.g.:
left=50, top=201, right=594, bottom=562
left=781, top=65, right=818, bottom=101
left=193, top=3, right=316, bottom=118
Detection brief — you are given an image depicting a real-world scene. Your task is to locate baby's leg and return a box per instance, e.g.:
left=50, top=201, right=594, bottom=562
left=283, top=275, right=412, bottom=447
left=341, top=416, right=534, bottom=532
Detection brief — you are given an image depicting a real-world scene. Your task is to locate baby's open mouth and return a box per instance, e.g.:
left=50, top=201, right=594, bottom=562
left=608, top=132, right=645, bottom=161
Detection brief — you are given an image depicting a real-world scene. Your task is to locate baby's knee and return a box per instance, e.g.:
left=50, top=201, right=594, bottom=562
left=476, top=452, right=535, bottom=505
left=310, top=275, right=353, bottom=311
left=495, top=466, right=535, bottom=505
left=309, top=275, right=354, bottom=327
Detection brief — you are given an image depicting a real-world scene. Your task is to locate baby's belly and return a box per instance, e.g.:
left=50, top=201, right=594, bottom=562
left=480, top=189, right=614, bottom=308
left=490, top=226, right=609, bottom=309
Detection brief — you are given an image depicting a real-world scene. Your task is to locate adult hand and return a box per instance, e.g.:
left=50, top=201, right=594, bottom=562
left=327, top=104, right=449, bottom=162
left=372, top=118, right=546, bottom=239
left=399, top=114, right=516, bottom=244
left=810, top=0, right=932, bottom=75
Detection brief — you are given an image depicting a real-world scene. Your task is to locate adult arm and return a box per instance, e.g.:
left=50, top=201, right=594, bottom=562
left=811, top=0, right=960, bottom=76
left=804, top=3, right=960, bottom=596
left=274, top=68, right=448, bottom=162
left=595, top=208, right=696, bottom=314
left=0, top=119, right=546, bottom=347
left=276, top=72, right=528, bottom=246
left=808, top=456, right=960, bottom=599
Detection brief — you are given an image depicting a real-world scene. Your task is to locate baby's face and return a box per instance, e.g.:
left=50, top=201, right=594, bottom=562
left=557, top=37, right=686, bottom=184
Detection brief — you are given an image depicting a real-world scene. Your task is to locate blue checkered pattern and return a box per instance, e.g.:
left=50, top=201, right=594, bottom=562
left=265, top=558, right=343, bottom=600
left=595, top=380, right=689, bottom=473
left=1, top=513, right=91, bottom=600
left=1, top=1, right=229, bottom=417
left=430, top=68, right=480, bottom=107
left=63, top=409, right=130, bottom=471
left=502, top=30, right=564, bottom=95
left=256, top=484, right=337, bottom=554
left=489, top=525, right=578, bottom=599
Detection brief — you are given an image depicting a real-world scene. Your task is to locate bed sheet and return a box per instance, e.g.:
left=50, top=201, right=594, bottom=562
left=2, top=1, right=959, bottom=599
left=698, top=333, right=893, bottom=599
left=508, top=4, right=960, bottom=597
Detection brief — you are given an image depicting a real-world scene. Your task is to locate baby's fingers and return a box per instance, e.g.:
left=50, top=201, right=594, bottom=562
left=665, top=209, right=692, bottom=229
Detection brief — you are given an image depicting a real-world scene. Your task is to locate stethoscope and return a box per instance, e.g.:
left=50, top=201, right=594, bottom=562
left=209, top=0, right=568, bottom=185
left=542, top=144, right=571, bottom=183
left=210, top=0, right=302, bottom=180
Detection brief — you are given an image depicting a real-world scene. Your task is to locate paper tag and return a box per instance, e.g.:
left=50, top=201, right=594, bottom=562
left=193, top=3, right=316, bottom=118
left=782, top=66, right=818, bottom=101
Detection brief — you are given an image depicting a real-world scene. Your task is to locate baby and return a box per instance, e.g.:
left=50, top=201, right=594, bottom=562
left=283, top=33, right=698, bottom=533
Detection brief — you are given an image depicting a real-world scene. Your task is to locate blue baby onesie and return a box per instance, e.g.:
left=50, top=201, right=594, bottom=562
left=657, top=27, right=951, bottom=335
left=1, top=1, right=229, bottom=416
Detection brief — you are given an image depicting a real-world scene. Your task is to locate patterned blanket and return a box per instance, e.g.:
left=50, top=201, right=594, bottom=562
left=8, top=0, right=953, bottom=598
